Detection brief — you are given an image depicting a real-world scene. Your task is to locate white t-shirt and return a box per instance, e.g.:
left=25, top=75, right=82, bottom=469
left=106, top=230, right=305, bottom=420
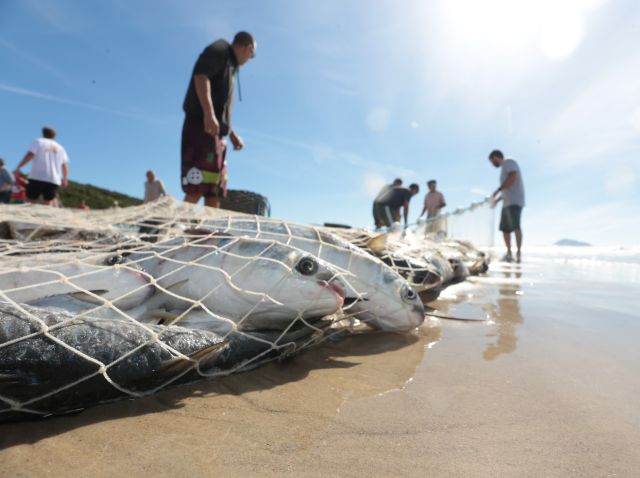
left=28, top=138, right=69, bottom=186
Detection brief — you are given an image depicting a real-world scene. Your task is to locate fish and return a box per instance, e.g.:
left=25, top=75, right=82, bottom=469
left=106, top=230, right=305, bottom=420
left=0, top=301, right=329, bottom=422
left=188, top=217, right=425, bottom=332
left=0, top=301, right=225, bottom=421
left=126, top=233, right=346, bottom=331
left=327, top=228, right=446, bottom=292
left=0, top=253, right=154, bottom=311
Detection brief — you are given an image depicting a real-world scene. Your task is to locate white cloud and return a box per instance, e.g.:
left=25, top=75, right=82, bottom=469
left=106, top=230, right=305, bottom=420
left=0, top=82, right=163, bottom=123
left=366, top=107, right=390, bottom=132
left=363, top=172, right=386, bottom=196
left=410, top=121, right=419, bottom=129
left=539, top=8, right=584, bottom=61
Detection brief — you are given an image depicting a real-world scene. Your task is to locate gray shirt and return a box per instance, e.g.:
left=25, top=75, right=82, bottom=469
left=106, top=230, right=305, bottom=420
left=0, top=167, right=14, bottom=192
left=500, top=159, right=525, bottom=207
left=144, top=179, right=166, bottom=203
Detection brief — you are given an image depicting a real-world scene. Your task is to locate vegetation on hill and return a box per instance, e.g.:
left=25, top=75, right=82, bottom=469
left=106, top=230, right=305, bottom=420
left=58, top=180, right=143, bottom=209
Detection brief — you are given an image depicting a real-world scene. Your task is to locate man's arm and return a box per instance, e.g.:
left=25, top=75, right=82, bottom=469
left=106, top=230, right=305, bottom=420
left=159, top=180, right=166, bottom=196
left=403, top=200, right=410, bottom=225
left=14, top=151, right=35, bottom=176
left=194, top=74, right=219, bottom=137
left=493, top=171, right=517, bottom=197
left=439, top=194, right=446, bottom=209
left=61, top=162, right=68, bottom=188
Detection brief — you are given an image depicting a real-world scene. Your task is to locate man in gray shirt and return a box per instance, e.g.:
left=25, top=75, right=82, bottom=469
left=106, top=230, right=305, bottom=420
left=489, top=149, right=525, bottom=263
left=144, top=170, right=166, bottom=203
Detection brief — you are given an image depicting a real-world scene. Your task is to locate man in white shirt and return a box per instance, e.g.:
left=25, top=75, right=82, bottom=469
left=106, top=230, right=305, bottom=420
left=144, top=170, right=167, bottom=203
left=489, top=149, right=525, bottom=263
left=14, top=127, right=69, bottom=206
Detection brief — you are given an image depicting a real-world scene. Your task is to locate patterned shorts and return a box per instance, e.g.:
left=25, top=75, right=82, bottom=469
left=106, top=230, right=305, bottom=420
left=181, top=115, right=228, bottom=198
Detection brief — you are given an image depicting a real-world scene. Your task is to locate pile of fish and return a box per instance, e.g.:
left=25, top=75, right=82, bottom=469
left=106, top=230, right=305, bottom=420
left=0, top=212, right=488, bottom=422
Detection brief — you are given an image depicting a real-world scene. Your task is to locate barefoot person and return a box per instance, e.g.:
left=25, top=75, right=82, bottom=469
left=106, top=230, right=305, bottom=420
left=181, top=31, right=256, bottom=208
left=488, top=149, right=525, bottom=263
left=14, top=127, right=69, bottom=206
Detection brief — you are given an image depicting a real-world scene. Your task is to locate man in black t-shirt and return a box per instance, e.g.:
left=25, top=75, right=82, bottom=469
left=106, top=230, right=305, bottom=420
left=374, top=183, right=420, bottom=228
left=181, top=31, right=256, bottom=208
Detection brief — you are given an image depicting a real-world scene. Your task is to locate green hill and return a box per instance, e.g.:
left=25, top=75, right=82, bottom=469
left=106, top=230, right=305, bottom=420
left=58, top=180, right=143, bottom=209
left=56, top=181, right=270, bottom=215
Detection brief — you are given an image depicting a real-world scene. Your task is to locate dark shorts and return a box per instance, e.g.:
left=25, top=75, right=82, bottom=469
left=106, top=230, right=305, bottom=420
left=26, top=179, right=58, bottom=201
left=181, top=115, right=228, bottom=198
left=373, top=202, right=400, bottom=228
left=500, top=205, right=523, bottom=233
left=0, top=191, right=11, bottom=204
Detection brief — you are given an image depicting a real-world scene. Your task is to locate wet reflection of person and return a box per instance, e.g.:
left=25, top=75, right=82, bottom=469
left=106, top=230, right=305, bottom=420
left=483, top=269, right=523, bottom=360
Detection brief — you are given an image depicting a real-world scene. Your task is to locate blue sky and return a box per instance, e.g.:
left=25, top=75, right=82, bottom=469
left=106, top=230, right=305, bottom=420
left=1, top=0, right=639, bottom=246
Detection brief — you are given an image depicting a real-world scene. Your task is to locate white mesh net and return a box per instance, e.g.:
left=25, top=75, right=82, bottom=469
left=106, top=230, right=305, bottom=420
left=0, top=197, right=490, bottom=421
left=0, top=198, right=422, bottom=421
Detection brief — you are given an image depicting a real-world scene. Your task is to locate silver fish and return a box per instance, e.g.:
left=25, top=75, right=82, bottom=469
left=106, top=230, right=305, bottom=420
left=190, top=217, right=425, bottom=332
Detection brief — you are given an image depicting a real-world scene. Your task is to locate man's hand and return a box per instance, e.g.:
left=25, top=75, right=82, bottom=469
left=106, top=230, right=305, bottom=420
left=61, top=178, right=68, bottom=188
left=204, top=114, right=220, bottom=137
left=229, top=130, right=244, bottom=151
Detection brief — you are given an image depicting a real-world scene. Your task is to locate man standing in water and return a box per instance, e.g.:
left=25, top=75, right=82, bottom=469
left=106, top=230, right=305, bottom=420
left=181, top=31, right=256, bottom=208
left=489, top=149, right=525, bottom=263
left=14, top=127, right=69, bottom=206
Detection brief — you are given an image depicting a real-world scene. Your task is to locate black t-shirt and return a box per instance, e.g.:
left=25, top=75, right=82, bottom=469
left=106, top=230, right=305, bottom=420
left=182, top=39, right=238, bottom=136
left=377, top=187, right=412, bottom=210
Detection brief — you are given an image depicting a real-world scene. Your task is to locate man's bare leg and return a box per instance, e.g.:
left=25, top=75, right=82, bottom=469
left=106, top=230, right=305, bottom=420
left=184, top=193, right=202, bottom=204
left=204, top=196, right=220, bottom=208
left=515, top=229, right=523, bottom=263
left=503, top=231, right=513, bottom=261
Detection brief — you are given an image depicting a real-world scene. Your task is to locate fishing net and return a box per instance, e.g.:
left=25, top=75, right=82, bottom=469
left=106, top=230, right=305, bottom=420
left=0, top=198, right=363, bottom=421
left=0, top=196, right=490, bottom=421
left=327, top=198, right=493, bottom=292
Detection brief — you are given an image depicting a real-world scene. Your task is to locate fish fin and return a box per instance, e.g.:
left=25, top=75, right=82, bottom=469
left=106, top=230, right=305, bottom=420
left=366, top=233, right=389, bottom=254
left=67, top=290, right=109, bottom=304
left=160, top=340, right=228, bottom=375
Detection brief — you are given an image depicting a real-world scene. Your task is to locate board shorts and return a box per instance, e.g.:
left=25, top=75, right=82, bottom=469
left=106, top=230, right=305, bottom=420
left=26, top=179, right=58, bottom=201
left=374, top=202, right=400, bottom=228
left=499, top=205, right=523, bottom=233
left=181, top=115, right=228, bottom=198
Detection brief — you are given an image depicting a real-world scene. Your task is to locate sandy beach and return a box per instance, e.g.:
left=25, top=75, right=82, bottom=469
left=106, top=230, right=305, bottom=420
left=1, top=247, right=639, bottom=477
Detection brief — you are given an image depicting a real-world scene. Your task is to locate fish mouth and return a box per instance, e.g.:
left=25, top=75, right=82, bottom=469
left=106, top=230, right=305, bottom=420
left=318, top=280, right=346, bottom=307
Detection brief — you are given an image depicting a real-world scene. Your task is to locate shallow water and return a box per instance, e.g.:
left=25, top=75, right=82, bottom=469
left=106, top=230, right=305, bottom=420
left=1, top=248, right=639, bottom=476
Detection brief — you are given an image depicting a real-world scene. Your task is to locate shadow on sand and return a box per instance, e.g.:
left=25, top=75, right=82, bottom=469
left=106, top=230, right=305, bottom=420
left=0, top=331, right=423, bottom=449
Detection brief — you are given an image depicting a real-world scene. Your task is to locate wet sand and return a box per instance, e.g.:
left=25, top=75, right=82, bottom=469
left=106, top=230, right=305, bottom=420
left=2, top=249, right=639, bottom=477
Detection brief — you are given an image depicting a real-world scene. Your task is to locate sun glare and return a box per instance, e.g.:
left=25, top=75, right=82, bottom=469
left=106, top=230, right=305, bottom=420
left=436, top=0, right=605, bottom=62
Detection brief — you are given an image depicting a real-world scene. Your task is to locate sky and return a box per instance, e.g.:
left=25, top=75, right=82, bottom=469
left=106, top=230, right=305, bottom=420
left=1, top=0, right=639, bottom=246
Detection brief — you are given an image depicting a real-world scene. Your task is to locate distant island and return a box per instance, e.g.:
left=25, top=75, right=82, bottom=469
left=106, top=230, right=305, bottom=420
left=555, top=239, right=592, bottom=247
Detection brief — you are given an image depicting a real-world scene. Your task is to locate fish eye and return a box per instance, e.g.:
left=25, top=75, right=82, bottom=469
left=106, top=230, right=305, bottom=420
left=104, top=255, right=126, bottom=266
left=401, top=284, right=418, bottom=302
left=296, top=257, right=318, bottom=276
